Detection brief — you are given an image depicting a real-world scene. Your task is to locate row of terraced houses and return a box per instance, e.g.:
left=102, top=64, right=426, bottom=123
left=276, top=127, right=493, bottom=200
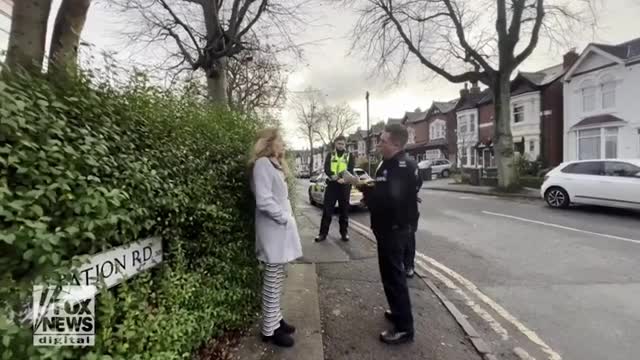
left=298, top=37, right=640, bottom=174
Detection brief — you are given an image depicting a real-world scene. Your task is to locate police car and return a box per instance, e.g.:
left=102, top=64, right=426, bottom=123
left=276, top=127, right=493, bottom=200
left=308, top=168, right=370, bottom=209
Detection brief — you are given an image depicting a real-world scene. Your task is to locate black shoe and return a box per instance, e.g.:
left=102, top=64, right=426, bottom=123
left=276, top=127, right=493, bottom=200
left=379, top=329, right=414, bottom=345
left=279, top=319, right=296, bottom=334
left=341, top=234, right=350, bottom=242
left=262, top=326, right=295, bottom=347
left=314, top=235, right=327, bottom=242
left=384, top=310, right=394, bottom=323
left=406, top=267, right=415, bottom=278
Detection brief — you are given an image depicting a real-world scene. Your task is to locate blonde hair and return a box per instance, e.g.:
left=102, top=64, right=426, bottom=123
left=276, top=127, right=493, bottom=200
left=248, top=127, right=290, bottom=176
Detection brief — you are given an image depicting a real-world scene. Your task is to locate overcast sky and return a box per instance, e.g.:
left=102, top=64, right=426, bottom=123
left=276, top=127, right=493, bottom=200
left=53, top=0, right=640, bottom=149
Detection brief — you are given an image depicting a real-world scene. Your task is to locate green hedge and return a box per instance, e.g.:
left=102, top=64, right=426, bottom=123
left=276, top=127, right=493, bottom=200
left=0, top=71, right=262, bottom=359
left=519, top=176, right=544, bottom=189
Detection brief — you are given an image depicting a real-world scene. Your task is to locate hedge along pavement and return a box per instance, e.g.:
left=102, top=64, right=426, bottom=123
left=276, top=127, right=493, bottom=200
left=0, top=70, right=268, bottom=359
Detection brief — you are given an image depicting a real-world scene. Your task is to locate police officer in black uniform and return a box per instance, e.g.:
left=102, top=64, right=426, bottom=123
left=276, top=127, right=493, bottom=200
left=315, top=135, right=355, bottom=242
left=357, top=123, right=419, bottom=345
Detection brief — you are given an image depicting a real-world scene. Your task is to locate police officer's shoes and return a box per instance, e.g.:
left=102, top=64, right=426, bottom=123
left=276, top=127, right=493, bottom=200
left=262, top=326, right=295, bottom=347
left=314, top=235, right=327, bottom=242
left=380, top=329, right=414, bottom=345
left=341, top=234, right=350, bottom=242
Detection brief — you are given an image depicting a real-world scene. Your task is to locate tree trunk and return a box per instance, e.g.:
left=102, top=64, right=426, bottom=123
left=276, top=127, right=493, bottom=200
left=206, top=58, right=228, bottom=107
left=48, top=0, right=91, bottom=71
left=5, top=0, right=52, bottom=72
left=308, top=134, right=314, bottom=175
left=493, top=75, right=517, bottom=189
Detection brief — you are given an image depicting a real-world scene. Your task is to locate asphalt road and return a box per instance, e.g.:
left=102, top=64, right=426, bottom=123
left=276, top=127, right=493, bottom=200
left=297, top=179, right=640, bottom=360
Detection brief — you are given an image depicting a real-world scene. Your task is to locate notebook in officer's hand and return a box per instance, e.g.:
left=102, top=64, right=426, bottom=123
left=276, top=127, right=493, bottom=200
left=339, top=170, right=360, bottom=185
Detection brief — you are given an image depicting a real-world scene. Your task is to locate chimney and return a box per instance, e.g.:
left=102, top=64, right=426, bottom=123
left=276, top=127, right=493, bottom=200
left=470, top=80, right=481, bottom=95
left=459, top=82, right=470, bottom=98
left=563, top=48, right=579, bottom=70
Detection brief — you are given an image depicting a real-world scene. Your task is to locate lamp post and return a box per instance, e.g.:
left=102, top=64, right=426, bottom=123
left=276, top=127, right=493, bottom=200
left=365, top=91, right=371, bottom=175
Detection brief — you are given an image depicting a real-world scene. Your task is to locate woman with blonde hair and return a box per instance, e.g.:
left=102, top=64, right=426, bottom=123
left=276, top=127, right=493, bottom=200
left=249, top=127, right=302, bottom=347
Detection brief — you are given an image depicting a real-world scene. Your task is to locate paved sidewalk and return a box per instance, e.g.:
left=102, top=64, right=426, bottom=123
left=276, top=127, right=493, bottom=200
left=229, top=200, right=482, bottom=360
left=423, top=179, right=540, bottom=199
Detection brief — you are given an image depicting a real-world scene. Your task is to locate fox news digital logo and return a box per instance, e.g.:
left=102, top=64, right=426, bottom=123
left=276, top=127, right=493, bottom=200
left=32, top=285, right=96, bottom=346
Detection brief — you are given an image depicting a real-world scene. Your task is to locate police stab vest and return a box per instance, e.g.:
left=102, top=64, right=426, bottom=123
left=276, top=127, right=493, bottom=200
left=330, top=152, right=349, bottom=175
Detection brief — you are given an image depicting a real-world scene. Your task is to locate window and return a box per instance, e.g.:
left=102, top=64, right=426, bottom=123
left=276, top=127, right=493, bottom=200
left=601, top=75, right=616, bottom=109
left=604, top=162, right=640, bottom=177
left=430, top=121, right=446, bottom=140
left=561, top=161, right=604, bottom=175
left=513, top=104, right=525, bottom=123
left=604, top=128, right=618, bottom=159
left=581, top=80, right=596, bottom=112
left=408, top=127, right=416, bottom=144
left=458, top=114, right=476, bottom=135
left=459, top=120, right=468, bottom=134
left=470, top=147, right=476, bottom=166
left=460, top=147, right=468, bottom=166
left=578, top=128, right=602, bottom=160
left=529, top=140, right=535, bottom=153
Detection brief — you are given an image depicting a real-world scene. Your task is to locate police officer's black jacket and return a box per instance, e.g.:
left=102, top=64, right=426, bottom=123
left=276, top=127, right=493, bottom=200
left=361, top=151, right=420, bottom=234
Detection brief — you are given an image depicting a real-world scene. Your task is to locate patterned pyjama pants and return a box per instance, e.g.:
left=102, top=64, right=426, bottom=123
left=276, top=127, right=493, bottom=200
left=261, top=263, right=286, bottom=336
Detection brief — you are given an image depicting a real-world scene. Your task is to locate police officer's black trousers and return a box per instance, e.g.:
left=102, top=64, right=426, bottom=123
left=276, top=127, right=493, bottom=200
left=319, top=182, right=350, bottom=236
left=404, top=231, right=416, bottom=270
left=376, top=228, right=414, bottom=333
left=404, top=214, right=419, bottom=270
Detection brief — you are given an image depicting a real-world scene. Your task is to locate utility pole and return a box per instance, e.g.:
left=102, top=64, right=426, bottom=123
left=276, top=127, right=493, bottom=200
left=365, top=91, right=371, bottom=175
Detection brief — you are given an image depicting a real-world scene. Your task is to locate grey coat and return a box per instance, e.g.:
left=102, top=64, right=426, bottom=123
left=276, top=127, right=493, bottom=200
left=251, top=157, right=303, bottom=264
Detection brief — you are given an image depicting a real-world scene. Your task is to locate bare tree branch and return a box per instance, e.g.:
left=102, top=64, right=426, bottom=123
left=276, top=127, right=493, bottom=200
left=111, top=0, right=310, bottom=104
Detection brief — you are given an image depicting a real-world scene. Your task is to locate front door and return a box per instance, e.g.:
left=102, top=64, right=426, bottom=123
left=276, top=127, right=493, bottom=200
left=483, top=149, right=491, bottom=168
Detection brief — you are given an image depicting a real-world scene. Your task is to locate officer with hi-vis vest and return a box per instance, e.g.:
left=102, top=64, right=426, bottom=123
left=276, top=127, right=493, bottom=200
left=315, top=135, right=355, bottom=243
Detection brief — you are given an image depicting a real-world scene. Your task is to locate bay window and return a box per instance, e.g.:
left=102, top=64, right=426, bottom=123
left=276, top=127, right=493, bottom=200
left=460, top=147, right=468, bottom=166
left=577, top=127, right=618, bottom=160
left=605, top=128, right=618, bottom=159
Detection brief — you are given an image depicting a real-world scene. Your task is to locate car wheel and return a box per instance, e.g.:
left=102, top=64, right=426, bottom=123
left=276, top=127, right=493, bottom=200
left=441, top=169, right=450, bottom=178
left=545, top=187, right=570, bottom=209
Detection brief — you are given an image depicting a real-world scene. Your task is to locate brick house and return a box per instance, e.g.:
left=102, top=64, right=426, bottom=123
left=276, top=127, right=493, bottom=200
left=464, top=51, right=579, bottom=170
left=423, top=100, right=459, bottom=162
left=401, top=110, right=428, bottom=161
left=367, top=121, right=386, bottom=160
left=455, top=84, right=487, bottom=168
left=347, top=129, right=368, bottom=162
left=508, top=51, right=578, bottom=167
left=476, top=92, right=496, bottom=168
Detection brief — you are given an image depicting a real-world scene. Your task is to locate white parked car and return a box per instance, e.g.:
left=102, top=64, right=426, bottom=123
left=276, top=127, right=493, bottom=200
left=541, top=159, right=640, bottom=210
left=308, top=169, right=369, bottom=209
left=418, top=159, right=452, bottom=178
left=353, top=167, right=372, bottom=181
